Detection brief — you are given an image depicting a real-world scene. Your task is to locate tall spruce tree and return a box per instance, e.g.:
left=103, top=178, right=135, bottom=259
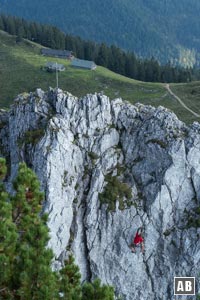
left=0, top=16, right=4, bottom=31
left=97, top=43, right=109, bottom=67
left=16, top=26, right=25, bottom=43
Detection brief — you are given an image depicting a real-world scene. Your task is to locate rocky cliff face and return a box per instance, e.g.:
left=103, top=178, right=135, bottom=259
left=1, top=88, right=200, bottom=299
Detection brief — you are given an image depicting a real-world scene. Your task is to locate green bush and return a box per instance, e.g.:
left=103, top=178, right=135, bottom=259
left=88, top=151, right=99, bottom=160
left=184, top=207, right=200, bottom=229
left=0, top=121, right=7, bottom=129
left=0, top=158, right=7, bottom=179
left=146, top=138, right=167, bottom=149
left=99, top=174, right=132, bottom=211
left=18, top=128, right=45, bottom=146
left=187, top=217, right=200, bottom=228
left=82, top=278, right=114, bottom=300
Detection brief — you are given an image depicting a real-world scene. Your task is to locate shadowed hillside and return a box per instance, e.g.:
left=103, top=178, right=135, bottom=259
left=1, top=0, right=200, bottom=65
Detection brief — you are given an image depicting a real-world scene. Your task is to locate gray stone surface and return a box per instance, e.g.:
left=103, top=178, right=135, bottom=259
left=1, top=88, right=200, bottom=299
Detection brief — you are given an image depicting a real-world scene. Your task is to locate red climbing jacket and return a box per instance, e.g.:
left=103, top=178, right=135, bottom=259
left=133, top=232, right=143, bottom=245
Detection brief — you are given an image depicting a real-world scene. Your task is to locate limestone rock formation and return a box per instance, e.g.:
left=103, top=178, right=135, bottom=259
left=0, top=88, right=200, bottom=299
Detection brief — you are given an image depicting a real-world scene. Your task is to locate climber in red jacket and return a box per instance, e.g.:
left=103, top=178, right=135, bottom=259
left=130, top=227, right=144, bottom=253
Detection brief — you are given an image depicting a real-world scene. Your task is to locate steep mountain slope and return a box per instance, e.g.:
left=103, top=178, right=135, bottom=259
left=1, top=89, right=200, bottom=299
left=1, top=0, right=200, bottom=65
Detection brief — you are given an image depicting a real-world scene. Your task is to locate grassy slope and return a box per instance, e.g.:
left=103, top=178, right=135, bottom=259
left=168, top=82, right=200, bottom=124
left=0, top=31, right=200, bottom=124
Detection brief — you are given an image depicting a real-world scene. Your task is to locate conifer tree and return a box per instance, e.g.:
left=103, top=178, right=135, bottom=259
left=82, top=278, right=114, bottom=300
left=6, top=17, right=16, bottom=35
left=0, top=158, right=17, bottom=300
left=16, top=26, right=25, bottom=43
left=29, top=22, right=37, bottom=41
left=59, top=254, right=82, bottom=300
left=0, top=160, right=116, bottom=300
left=0, top=16, right=4, bottom=31
left=97, top=43, right=109, bottom=67
left=11, top=163, right=59, bottom=300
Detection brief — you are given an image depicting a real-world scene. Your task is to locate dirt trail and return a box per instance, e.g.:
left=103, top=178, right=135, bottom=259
left=165, top=84, right=200, bottom=118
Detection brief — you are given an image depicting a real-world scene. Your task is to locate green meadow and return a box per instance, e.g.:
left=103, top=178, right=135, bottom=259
left=1, top=30, right=200, bottom=124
